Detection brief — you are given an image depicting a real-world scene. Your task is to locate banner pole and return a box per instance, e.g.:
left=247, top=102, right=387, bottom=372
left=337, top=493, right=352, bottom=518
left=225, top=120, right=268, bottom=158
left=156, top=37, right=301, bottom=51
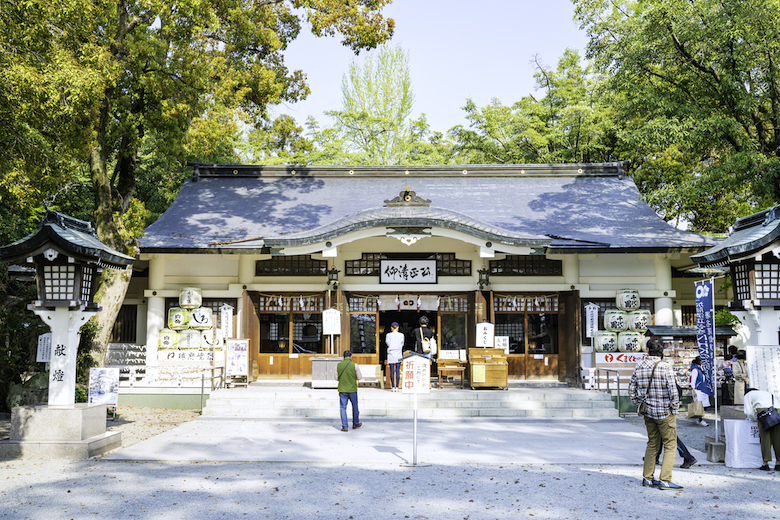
left=711, top=276, right=719, bottom=444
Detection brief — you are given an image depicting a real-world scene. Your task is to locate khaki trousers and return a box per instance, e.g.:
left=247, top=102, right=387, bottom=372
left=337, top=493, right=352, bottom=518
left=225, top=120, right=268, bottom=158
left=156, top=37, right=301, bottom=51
left=643, top=413, right=677, bottom=482
left=757, top=407, right=780, bottom=464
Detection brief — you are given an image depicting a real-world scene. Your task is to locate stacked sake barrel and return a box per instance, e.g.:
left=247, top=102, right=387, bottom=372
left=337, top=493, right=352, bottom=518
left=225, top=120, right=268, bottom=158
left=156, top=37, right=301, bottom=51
left=593, top=289, right=649, bottom=353
left=158, top=287, right=218, bottom=352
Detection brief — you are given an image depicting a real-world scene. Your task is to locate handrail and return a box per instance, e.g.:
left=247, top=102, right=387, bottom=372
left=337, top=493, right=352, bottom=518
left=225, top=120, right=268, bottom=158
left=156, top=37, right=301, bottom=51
left=200, top=366, right=226, bottom=414
left=595, top=368, right=622, bottom=416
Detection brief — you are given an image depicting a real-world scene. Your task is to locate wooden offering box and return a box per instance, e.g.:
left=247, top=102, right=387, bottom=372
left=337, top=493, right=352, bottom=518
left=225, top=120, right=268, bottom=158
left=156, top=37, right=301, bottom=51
left=468, top=348, right=508, bottom=390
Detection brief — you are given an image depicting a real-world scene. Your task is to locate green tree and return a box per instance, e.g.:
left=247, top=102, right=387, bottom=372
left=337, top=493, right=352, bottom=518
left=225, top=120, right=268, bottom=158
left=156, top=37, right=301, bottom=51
left=574, top=0, right=780, bottom=231
left=322, top=44, right=415, bottom=164
left=246, top=114, right=314, bottom=164
left=1, top=0, right=394, bottom=365
left=452, top=50, right=617, bottom=164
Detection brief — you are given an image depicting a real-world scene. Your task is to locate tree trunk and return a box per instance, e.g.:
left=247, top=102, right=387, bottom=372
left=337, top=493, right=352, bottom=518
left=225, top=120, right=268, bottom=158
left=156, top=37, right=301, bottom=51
left=90, top=265, right=134, bottom=367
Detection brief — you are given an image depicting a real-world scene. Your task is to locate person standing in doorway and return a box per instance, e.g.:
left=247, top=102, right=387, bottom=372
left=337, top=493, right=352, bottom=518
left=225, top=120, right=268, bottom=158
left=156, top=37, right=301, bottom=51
left=732, top=350, right=749, bottom=406
left=413, top=315, right=434, bottom=359
left=335, top=351, right=362, bottom=432
left=690, top=356, right=710, bottom=426
left=385, top=322, right=404, bottom=392
left=629, top=337, right=683, bottom=490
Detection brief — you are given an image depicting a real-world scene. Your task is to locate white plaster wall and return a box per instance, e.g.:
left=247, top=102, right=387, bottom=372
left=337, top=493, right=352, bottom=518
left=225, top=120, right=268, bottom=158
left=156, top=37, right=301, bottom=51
left=165, top=255, right=239, bottom=278
left=732, top=308, right=780, bottom=347
left=580, top=255, right=655, bottom=278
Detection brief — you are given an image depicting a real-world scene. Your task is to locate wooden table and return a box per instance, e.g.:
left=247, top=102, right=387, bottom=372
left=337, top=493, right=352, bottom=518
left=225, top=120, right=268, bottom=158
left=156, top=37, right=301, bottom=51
left=437, top=363, right=466, bottom=388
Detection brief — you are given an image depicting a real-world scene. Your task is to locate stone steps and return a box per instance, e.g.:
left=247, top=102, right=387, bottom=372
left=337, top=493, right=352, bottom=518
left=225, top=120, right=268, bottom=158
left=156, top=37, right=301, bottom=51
left=201, top=386, right=619, bottom=419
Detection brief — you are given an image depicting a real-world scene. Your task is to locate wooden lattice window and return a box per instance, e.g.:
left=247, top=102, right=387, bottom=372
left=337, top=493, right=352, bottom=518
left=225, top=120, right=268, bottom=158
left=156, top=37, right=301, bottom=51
left=489, top=255, right=562, bottom=276
left=256, top=255, right=328, bottom=276
left=733, top=263, right=751, bottom=301
left=756, top=261, right=780, bottom=299
left=110, top=305, right=137, bottom=343
left=345, top=253, right=471, bottom=276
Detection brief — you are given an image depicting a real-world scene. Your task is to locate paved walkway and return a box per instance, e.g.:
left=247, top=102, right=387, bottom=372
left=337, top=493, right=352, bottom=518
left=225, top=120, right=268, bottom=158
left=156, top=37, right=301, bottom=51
left=104, top=416, right=711, bottom=465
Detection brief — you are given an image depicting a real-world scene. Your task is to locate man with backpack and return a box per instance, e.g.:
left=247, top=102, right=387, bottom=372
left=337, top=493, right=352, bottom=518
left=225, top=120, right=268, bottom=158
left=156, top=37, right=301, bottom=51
left=413, top=315, right=435, bottom=359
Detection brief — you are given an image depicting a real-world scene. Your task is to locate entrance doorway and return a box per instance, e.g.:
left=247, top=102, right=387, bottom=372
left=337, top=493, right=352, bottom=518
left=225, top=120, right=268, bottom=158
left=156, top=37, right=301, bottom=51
left=378, top=311, right=436, bottom=364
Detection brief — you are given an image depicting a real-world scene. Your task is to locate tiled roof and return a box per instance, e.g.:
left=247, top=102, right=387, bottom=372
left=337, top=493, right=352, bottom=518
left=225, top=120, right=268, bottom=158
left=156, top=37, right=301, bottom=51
left=691, top=205, right=780, bottom=266
left=140, top=164, right=717, bottom=254
left=0, top=210, right=135, bottom=268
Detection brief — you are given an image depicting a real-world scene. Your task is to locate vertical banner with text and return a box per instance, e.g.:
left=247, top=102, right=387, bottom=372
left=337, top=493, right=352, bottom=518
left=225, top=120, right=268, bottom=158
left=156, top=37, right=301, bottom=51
left=695, top=280, right=716, bottom=397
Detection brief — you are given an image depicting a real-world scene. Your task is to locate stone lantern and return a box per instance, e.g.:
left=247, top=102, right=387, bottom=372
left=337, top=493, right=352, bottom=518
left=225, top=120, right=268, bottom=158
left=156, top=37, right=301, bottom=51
left=0, top=210, right=134, bottom=459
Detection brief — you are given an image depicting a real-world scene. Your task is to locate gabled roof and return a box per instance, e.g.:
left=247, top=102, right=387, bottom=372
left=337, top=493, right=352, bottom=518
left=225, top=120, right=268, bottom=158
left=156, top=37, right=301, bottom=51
left=692, top=205, right=780, bottom=266
left=0, top=210, right=134, bottom=269
left=140, top=163, right=717, bottom=254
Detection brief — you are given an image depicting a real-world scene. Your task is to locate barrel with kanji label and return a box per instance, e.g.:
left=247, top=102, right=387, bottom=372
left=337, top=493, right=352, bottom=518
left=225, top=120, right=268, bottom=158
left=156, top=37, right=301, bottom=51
left=603, top=309, right=628, bottom=332
left=168, top=307, right=190, bottom=330
left=594, top=331, right=618, bottom=352
left=158, top=329, right=179, bottom=350
left=616, top=289, right=640, bottom=311
left=179, top=287, right=202, bottom=309
left=628, top=310, right=651, bottom=332
left=189, top=307, right=213, bottom=330
left=618, top=331, right=644, bottom=352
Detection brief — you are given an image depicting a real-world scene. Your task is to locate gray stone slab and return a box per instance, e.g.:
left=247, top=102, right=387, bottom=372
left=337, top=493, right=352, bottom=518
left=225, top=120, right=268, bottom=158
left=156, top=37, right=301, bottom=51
left=11, top=404, right=107, bottom=441
left=103, top=417, right=710, bottom=466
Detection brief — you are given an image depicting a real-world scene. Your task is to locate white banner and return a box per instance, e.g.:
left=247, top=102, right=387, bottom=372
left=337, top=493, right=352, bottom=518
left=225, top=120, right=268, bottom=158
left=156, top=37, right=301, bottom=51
left=585, top=303, right=599, bottom=339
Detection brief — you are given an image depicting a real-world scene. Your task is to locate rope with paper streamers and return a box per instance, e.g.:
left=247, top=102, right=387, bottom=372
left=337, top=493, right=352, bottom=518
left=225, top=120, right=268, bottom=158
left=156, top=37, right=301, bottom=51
left=493, top=294, right=558, bottom=312
left=256, top=293, right=324, bottom=311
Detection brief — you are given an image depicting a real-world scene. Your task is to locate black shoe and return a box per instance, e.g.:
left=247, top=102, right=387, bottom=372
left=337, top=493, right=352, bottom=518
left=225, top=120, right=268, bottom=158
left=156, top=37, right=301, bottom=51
left=680, top=458, right=697, bottom=469
left=657, top=481, right=683, bottom=490
left=759, top=464, right=771, bottom=471
left=642, top=478, right=660, bottom=487
left=775, top=465, right=780, bottom=472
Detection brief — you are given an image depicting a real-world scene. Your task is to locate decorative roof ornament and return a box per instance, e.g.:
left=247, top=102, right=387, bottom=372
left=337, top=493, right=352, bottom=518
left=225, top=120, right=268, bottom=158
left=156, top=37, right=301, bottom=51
left=386, top=226, right=432, bottom=246
left=384, top=185, right=431, bottom=207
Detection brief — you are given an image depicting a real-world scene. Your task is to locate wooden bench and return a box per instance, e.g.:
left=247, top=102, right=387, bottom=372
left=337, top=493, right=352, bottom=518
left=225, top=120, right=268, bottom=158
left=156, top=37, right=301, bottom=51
left=357, top=364, right=385, bottom=389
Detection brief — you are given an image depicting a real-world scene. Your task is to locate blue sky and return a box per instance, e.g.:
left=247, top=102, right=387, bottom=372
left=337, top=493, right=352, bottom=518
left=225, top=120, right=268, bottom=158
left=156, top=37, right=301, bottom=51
left=272, top=0, right=590, bottom=133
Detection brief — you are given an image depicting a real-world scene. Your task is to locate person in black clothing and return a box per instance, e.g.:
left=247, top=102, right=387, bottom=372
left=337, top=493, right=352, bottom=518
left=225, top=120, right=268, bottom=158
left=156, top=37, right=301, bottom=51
left=656, top=382, right=698, bottom=469
left=413, top=315, right=434, bottom=358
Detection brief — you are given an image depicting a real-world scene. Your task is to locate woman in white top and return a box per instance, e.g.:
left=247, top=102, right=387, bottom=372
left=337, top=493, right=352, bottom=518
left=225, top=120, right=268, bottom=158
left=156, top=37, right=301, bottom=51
left=385, top=322, right=405, bottom=392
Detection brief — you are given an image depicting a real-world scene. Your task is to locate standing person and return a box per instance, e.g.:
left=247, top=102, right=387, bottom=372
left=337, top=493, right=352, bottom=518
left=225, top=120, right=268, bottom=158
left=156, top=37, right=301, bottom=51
left=629, top=337, right=683, bottom=490
left=385, top=322, right=404, bottom=392
left=335, top=351, right=362, bottom=432
left=413, top=315, right=434, bottom=359
left=655, top=383, right=698, bottom=469
left=732, top=351, right=749, bottom=406
left=689, top=356, right=710, bottom=426
left=744, top=388, right=780, bottom=471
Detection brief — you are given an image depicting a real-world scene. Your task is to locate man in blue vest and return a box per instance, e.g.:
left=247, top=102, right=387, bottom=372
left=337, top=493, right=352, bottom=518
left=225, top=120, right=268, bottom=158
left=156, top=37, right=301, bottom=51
left=335, top=350, right=363, bottom=432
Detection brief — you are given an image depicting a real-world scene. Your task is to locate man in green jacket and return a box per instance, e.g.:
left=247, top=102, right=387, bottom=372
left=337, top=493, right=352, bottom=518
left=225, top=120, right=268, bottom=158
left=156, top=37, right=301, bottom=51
left=335, top=350, right=363, bottom=432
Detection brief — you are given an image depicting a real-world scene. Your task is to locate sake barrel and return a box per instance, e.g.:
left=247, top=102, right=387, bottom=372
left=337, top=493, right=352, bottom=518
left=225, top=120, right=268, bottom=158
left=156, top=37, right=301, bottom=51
left=603, top=309, right=628, bottom=332
left=200, top=329, right=215, bottom=349
left=190, top=307, right=213, bottom=330
left=628, top=310, right=651, bottom=332
left=179, top=286, right=202, bottom=309
left=618, top=331, right=644, bottom=352
left=158, top=329, right=179, bottom=350
left=168, top=307, right=190, bottom=330
left=179, top=329, right=201, bottom=349
left=616, top=289, right=640, bottom=311
left=594, top=331, right=618, bottom=352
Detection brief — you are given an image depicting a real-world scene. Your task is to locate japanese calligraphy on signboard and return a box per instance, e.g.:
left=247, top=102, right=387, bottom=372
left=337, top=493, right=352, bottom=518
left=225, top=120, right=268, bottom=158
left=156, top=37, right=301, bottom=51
left=475, top=322, right=494, bottom=348
left=401, top=356, right=430, bottom=394
left=380, top=260, right=437, bottom=284
left=746, top=345, right=780, bottom=397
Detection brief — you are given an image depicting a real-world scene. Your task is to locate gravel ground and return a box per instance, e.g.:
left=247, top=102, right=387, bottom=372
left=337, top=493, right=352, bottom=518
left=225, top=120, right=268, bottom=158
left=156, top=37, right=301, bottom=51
left=1, top=406, right=779, bottom=519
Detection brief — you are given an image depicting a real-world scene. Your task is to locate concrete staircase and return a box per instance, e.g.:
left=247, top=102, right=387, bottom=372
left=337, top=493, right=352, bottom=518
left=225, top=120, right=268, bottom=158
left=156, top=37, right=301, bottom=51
left=201, top=384, right=619, bottom=419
